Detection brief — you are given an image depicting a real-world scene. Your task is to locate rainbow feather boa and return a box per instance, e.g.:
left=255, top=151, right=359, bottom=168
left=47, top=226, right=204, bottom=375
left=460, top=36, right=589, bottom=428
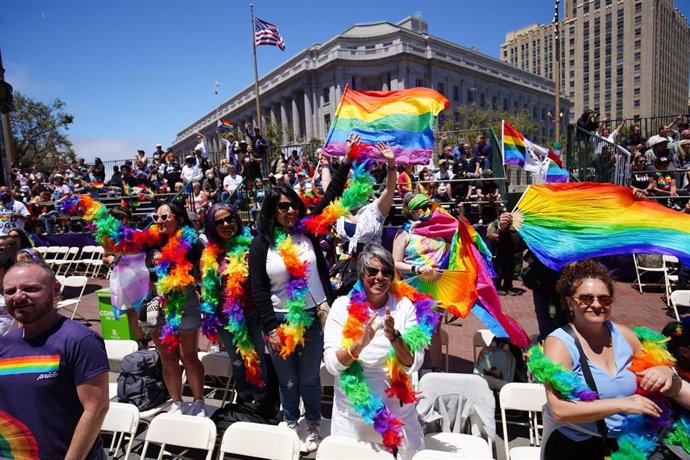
left=200, top=228, right=264, bottom=387
left=339, top=280, right=441, bottom=455
left=527, top=326, right=688, bottom=459
left=62, top=194, right=197, bottom=349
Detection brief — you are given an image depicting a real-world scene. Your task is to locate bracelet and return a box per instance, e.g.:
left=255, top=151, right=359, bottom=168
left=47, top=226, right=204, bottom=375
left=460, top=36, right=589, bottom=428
left=389, top=330, right=402, bottom=344
left=671, top=366, right=680, bottom=382
left=411, top=265, right=418, bottom=274
left=347, top=345, right=359, bottom=360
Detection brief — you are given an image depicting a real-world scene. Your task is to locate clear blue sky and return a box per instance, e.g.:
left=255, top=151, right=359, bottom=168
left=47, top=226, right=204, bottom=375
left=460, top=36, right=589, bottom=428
left=2, top=0, right=689, bottom=162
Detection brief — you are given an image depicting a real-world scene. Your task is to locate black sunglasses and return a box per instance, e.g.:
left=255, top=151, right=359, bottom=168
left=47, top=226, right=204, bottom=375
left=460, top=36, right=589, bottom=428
left=364, top=265, right=395, bottom=279
left=214, top=216, right=235, bottom=227
left=413, top=204, right=431, bottom=212
left=277, top=202, right=297, bottom=212
left=573, top=294, right=614, bottom=307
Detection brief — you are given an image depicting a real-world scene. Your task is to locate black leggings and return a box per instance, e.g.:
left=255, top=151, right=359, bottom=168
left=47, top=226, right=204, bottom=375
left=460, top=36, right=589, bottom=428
left=544, top=429, right=617, bottom=460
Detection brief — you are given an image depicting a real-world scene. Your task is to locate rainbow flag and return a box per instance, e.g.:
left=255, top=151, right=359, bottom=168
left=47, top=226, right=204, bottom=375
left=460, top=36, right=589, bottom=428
left=89, top=181, right=104, bottom=189
left=513, top=182, right=690, bottom=271
left=323, top=86, right=449, bottom=165
left=544, top=159, right=569, bottom=183
left=502, top=120, right=568, bottom=182
left=217, top=119, right=234, bottom=131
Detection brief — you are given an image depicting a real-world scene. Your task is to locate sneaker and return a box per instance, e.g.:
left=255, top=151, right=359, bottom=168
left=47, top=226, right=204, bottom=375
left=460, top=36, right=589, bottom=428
left=190, top=399, right=206, bottom=418
left=285, top=421, right=298, bottom=431
left=168, top=401, right=183, bottom=415
left=305, top=423, right=322, bottom=452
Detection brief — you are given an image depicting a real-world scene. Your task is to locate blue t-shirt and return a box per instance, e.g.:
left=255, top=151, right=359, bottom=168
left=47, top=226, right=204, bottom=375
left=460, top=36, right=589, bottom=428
left=543, top=321, right=637, bottom=441
left=0, top=317, right=110, bottom=459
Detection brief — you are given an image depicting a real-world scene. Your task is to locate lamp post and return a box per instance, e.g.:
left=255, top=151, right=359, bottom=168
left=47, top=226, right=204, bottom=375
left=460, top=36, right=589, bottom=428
left=0, top=49, right=14, bottom=187
left=553, top=0, right=561, bottom=142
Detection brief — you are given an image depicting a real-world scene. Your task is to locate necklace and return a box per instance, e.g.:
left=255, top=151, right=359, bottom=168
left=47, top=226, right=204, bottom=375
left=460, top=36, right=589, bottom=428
left=340, top=280, right=441, bottom=455
left=200, top=228, right=264, bottom=387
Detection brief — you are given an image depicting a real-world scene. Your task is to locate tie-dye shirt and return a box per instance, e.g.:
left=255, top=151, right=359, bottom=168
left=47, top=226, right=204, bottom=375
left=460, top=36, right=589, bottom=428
left=403, top=233, right=448, bottom=276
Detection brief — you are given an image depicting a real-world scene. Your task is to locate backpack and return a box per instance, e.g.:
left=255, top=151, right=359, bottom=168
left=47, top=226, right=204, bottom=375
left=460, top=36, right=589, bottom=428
left=117, top=349, right=169, bottom=411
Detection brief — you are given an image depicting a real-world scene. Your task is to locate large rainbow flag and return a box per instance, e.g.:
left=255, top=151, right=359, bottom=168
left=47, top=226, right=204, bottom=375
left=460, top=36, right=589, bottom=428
left=512, top=182, right=690, bottom=271
left=323, top=86, right=449, bottom=165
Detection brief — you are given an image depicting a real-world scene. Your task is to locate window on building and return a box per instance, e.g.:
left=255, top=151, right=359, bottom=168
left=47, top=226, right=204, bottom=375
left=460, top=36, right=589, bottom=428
left=633, top=100, right=640, bottom=107
left=634, top=64, right=641, bottom=72
left=635, top=2, right=642, bottom=13
left=583, top=0, right=590, bottom=13
left=635, top=27, right=641, bottom=36
left=594, top=0, right=600, bottom=9
left=415, top=78, right=424, bottom=87
left=635, top=16, right=641, bottom=25
left=480, top=93, right=486, bottom=108
left=634, top=88, right=641, bottom=95
left=634, top=76, right=641, bottom=84
left=323, top=87, right=330, bottom=104
left=437, top=82, right=445, bottom=95
left=570, top=81, right=575, bottom=87
left=467, top=90, right=474, bottom=103
left=634, top=52, right=641, bottom=61
left=453, top=86, right=460, bottom=102
left=635, top=40, right=641, bottom=49
left=324, top=114, right=331, bottom=130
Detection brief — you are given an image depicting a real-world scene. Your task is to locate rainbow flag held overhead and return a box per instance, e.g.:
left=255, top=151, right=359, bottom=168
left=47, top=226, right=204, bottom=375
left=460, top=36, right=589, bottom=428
left=217, top=119, right=234, bottom=131
left=502, top=120, right=568, bottom=182
left=323, top=86, right=450, bottom=165
left=544, top=158, right=569, bottom=183
left=512, top=182, right=690, bottom=271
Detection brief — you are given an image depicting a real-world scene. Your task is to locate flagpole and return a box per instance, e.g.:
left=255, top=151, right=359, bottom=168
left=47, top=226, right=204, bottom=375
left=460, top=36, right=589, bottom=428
left=250, top=3, right=262, bottom=132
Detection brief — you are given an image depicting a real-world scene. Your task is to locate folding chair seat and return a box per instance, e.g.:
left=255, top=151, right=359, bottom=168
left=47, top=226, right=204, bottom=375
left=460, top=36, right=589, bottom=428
left=315, top=434, right=393, bottom=459
left=670, top=290, right=690, bottom=322
left=140, top=413, right=216, bottom=460
left=101, top=402, right=140, bottom=459
left=423, top=432, right=493, bottom=458
left=499, top=382, right=547, bottom=460
left=200, top=351, right=235, bottom=406
left=219, top=421, right=300, bottom=460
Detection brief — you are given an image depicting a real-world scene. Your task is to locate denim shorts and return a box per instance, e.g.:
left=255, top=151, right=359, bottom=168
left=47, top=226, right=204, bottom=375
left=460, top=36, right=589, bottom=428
left=178, top=286, right=202, bottom=332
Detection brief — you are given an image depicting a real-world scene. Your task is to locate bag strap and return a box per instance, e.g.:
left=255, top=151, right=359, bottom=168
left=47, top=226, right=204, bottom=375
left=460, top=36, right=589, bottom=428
left=562, top=324, right=609, bottom=447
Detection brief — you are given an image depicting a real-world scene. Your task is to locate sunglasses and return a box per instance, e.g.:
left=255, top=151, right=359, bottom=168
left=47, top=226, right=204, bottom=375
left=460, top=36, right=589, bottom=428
left=413, top=204, right=431, bottom=212
left=214, top=216, right=235, bottom=227
left=154, top=213, right=172, bottom=222
left=364, top=265, right=395, bottom=279
left=277, top=202, right=297, bottom=213
left=573, top=294, right=614, bottom=307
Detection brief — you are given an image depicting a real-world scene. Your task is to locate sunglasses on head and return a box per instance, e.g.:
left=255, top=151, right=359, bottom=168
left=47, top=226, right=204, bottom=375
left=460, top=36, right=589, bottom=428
left=573, top=294, right=614, bottom=307
left=154, top=213, right=171, bottom=222
left=364, top=265, right=395, bottom=279
left=277, top=202, right=297, bottom=212
left=214, top=216, right=235, bottom=227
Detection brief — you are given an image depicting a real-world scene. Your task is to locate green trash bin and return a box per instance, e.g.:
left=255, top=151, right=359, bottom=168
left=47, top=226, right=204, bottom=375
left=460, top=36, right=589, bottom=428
left=97, top=288, right=132, bottom=340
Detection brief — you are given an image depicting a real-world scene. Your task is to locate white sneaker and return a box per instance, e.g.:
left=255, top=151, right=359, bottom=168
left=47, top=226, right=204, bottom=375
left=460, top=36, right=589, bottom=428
left=305, top=423, right=321, bottom=453
left=285, top=421, right=298, bottom=431
left=168, top=401, right=183, bottom=415
left=190, top=399, right=206, bottom=417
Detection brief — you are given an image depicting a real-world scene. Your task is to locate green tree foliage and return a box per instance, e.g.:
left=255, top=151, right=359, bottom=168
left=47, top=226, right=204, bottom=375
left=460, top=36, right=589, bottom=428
left=439, top=102, right=542, bottom=143
left=9, top=92, right=75, bottom=169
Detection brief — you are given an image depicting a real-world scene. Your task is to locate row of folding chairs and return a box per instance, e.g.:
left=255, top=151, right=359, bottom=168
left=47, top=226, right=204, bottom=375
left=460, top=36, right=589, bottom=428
left=36, top=245, right=109, bottom=278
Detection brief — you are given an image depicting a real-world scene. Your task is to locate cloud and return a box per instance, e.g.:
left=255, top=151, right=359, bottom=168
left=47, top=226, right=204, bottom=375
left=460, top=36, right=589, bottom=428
left=4, top=60, right=61, bottom=100
left=71, top=137, right=143, bottom=162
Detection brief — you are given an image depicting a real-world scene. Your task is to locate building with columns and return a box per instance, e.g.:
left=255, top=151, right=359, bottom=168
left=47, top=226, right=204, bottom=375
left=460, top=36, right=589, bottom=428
left=171, top=16, right=569, bottom=155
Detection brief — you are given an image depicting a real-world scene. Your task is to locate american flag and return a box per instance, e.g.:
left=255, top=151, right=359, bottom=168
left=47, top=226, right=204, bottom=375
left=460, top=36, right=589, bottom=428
left=254, top=17, right=286, bottom=51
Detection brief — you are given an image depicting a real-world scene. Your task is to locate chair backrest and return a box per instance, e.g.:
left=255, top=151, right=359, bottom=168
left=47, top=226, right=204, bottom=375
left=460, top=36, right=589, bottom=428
left=423, top=432, right=492, bottom=458
left=412, top=449, right=473, bottom=460
left=101, top=402, right=140, bottom=434
left=142, top=413, right=216, bottom=456
left=670, top=290, right=690, bottom=307
left=472, top=329, right=495, bottom=363
left=663, top=255, right=679, bottom=265
left=315, top=435, right=394, bottom=459
left=104, top=340, right=139, bottom=361
left=61, top=275, right=89, bottom=289
left=499, top=382, right=546, bottom=412
left=201, top=352, right=232, bottom=378
left=219, top=422, right=300, bottom=460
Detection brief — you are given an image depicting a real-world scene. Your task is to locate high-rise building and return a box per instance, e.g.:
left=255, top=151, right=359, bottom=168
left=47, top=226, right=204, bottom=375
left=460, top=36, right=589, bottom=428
left=172, top=16, right=569, bottom=154
left=500, top=0, right=690, bottom=122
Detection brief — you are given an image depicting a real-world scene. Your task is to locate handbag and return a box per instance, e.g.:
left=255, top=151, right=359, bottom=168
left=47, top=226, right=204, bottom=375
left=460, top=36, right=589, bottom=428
left=329, top=254, right=358, bottom=297
left=138, top=294, right=165, bottom=330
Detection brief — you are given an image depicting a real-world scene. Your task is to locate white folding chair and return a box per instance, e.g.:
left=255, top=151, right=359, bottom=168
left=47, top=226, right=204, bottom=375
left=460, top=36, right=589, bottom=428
left=101, top=402, right=140, bottom=460
left=140, top=413, right=216, bottom=460
left=43, top=246, right=64, bottom=269
left=315, top=435, right=394, bottom=459
left=424, top=432, right=493, bottom=458
left=75, top=245, right=97, bottom=276
left=219, top=421, right=301, bottom=460
left=439, top=327, right=450, bottom=372
left=633, top=253, right=666, bottom=293
left=663, top=255, right=679, bottom=306
left=104, top=339, right=138, bottom=373
left=56, top=275, right=88, bottom=320
left=670, top=290, right=690, bottom=322
left=88, top=246, right=106, bottom=278
left=200, top=352, right=234, bottom=406
left=34, top=246, right=48, bottom=257
left=413, top=450, right=477, bottom=460
left=473, top=329, right=495, bottom=365
left=499, top=383, right=547, bottom=460
left=54, top=246, right=80, bottom=276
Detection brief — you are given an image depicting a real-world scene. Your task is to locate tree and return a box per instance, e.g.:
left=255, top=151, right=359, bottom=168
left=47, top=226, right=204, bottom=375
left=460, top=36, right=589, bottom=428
left=9, top=92, right=75, bottom=170
left=439, top=102, right=542, bottom=143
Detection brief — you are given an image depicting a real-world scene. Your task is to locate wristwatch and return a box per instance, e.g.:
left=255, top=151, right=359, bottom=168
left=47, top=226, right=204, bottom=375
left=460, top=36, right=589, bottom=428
left=389, top=329, right=402, bottom=344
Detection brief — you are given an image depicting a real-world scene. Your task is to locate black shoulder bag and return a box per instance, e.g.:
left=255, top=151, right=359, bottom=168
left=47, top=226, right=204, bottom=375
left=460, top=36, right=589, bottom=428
left=562, top=324, right=612, bottom=457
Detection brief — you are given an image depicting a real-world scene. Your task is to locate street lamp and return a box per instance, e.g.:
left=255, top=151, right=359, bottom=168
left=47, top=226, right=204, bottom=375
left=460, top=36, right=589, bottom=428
left=553, top=0, right=561, bottom=142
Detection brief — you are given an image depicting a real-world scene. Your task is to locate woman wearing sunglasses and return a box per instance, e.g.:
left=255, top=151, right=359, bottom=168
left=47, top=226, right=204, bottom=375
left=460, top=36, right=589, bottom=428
left=149, top=202, right=206, bottom=417
left=542, top=259, right=678, bottom=459
left=201, top=203, right=268, bottom=404
left=248, top=136, right=355, bottom=452
left=324, top=244, right=424, bottom=459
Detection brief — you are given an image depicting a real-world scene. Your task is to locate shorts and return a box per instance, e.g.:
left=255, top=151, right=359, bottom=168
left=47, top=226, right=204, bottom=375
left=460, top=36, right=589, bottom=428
left=178, top=286, right=202, bottom=332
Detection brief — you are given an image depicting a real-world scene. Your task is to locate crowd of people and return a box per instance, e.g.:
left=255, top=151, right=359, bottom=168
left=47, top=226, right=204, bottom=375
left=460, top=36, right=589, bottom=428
left=1, top=124, right=690, bottom=460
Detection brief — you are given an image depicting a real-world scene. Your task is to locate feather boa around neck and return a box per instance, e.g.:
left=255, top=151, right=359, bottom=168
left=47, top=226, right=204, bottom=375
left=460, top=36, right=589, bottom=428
left=339, top=280, right=441, bottom=456
left=200, top=228, right=264, bottom=387
left=526, top=325, right=688, bottom=459
left=62, top=194, right=197, bottom=349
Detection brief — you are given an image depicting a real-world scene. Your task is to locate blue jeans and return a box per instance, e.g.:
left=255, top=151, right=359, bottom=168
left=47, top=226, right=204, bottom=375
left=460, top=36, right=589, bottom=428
left=269, top=310, right=322, bottom=424
left=217, top=311, right=268, bottom=401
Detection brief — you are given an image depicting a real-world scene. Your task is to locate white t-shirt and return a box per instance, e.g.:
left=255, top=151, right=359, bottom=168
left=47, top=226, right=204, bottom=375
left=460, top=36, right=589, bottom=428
left=223, top=174, right=243, bottom=194
left=0, top=297, right=17, bottom=336
left=195, top=138, right=209, bottom=160
left=265, top=233, right=326, bottom=312
left=0, top=199, right=30, bottom=235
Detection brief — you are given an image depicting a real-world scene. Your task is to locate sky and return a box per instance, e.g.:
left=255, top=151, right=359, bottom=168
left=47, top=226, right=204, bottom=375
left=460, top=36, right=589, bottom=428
left=2, top=0, right=689, bottom=163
